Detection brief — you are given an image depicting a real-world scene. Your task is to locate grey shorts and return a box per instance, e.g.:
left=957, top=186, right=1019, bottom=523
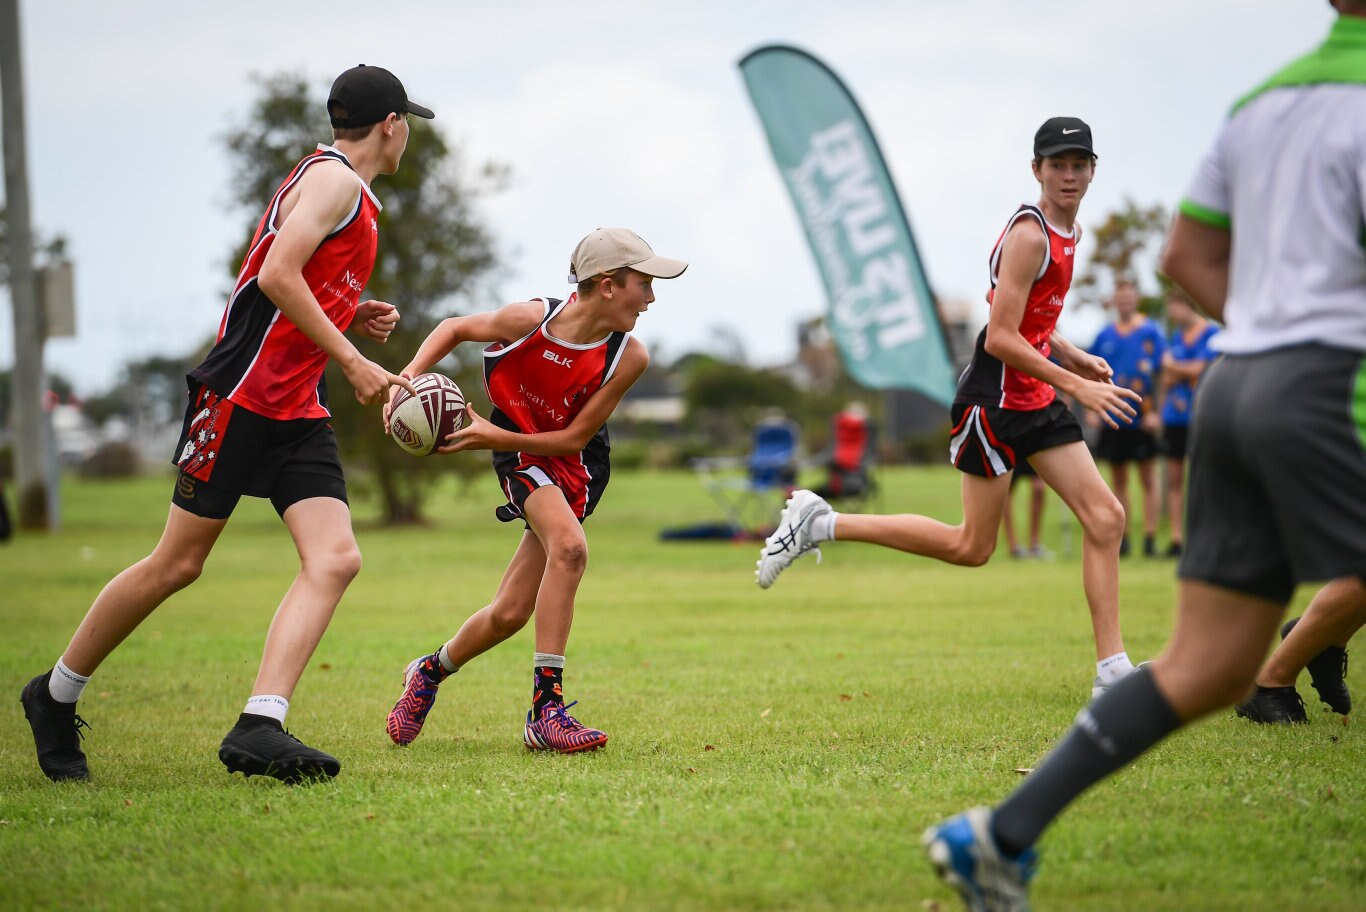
left=1178, top=345, right=1366, bottom=603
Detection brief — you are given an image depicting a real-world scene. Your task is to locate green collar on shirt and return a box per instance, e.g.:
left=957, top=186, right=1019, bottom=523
left=1233, top=15, right=1366, bottom=112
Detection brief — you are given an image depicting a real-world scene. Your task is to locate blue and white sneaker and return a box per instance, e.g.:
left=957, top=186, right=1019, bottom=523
left=922, top=807, right=1038, bottom=912
left=755, top=489, right=830, bottom=589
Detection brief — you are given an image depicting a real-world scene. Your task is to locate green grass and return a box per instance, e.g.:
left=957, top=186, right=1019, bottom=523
left=1, top=467, right=1362, bottom=910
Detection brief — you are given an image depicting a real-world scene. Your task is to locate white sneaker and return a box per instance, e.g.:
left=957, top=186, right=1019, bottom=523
left=755, top=489, right=831, bottom=589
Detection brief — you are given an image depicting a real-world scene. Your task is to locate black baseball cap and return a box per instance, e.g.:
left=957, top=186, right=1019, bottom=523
left=1033, top=116, right=1096, bottom=158
left=327, top=64, right=435, bottom=129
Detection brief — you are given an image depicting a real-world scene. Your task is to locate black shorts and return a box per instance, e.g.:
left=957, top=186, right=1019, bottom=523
left=1179, top=345, right=1366, bottom=603
left=491, top=413, right=610, bottom=526
left=948, top=399, right=1084, bottom=478
left=1162, top=424, right=1190, bottom=460
left=170, top=381, right=348, bottom=520
left=1095, top=425, right=1158, bottom=463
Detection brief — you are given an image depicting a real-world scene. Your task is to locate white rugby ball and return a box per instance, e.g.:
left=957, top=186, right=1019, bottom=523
left=388, top=373, right=466, bottom=456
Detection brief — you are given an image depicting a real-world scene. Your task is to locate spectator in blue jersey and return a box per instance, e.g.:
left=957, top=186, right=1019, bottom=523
left=1089, top=279, right=1166, bottom=556
left=383, top=228, right=687, bottom=755
left=1158, top=288, right=1219, bottom=557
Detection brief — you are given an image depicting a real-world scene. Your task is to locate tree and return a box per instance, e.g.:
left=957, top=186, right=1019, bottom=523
left=1074, top=198, right=1170, bottom=311
left=80, top=353, right=199, bottom=430
left=679, top=354, right=803, bottom=447
left=223, top=73, right=506, bottom=523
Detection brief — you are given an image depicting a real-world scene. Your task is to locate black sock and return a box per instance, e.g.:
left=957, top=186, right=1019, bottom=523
left=416, top=651, right=449, bottom=684
left=532, top=665, right=564, bottom=720
left=991, top=668, right=1182, bottom=857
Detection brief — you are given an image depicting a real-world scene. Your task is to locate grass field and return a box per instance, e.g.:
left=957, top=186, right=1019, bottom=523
left=1, top=466, right=1362, bottom=910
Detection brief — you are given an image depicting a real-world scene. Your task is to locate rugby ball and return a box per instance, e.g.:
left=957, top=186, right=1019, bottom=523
left=387, top=373, right=466, bottom=456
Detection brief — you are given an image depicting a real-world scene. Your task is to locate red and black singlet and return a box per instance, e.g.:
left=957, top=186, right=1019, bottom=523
left=955, top=204, right=1077, bottom=411
left=483, top=295, right=630, bottom=518
left=191, top=144, right=381, bottom=420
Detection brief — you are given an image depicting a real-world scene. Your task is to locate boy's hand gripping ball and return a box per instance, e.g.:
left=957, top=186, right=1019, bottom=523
left=388, top=373, right=466, bottom=456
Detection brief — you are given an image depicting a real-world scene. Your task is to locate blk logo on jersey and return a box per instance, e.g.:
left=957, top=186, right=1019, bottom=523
left=542, top=350, right=573, bottom=368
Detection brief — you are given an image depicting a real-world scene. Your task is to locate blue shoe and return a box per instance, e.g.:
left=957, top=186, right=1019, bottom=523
left=922, top=807, right=1037, bottom=911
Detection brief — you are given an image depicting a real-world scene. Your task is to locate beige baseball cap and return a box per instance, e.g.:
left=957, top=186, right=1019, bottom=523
left=567, top=228, right=689, bottom=283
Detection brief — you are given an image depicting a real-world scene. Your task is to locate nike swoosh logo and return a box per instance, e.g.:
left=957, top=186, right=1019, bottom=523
left=1061, top=128, right=1081, bottom=135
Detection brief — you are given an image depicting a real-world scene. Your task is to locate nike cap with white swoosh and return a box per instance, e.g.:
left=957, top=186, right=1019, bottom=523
left=1033, top=116, right=1096, bottom=158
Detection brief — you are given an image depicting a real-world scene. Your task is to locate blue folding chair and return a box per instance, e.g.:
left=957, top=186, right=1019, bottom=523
left=692, top=416, right=800, bottom=536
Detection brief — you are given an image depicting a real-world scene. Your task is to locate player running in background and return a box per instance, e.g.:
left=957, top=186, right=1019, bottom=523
left=1236, top=579, right=1362, bottom=723
left=1089, top=280, right=1166, bottom=557
left=19, top=65, right=425, bottom=783
left=384, top=228, right=686, bottom=753
left=1158, top=287, right=1218, bottom=558
left=924, top=6, right=1366, bottom=907
left=757, top=118, right=1141, bottom=698
left=1002, top=457, right=1049, bottom=560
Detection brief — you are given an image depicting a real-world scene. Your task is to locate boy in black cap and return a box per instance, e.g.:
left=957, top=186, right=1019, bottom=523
left=19, top=65, right=428, bottom=784
left=759, top=116, right=1140, bottom=698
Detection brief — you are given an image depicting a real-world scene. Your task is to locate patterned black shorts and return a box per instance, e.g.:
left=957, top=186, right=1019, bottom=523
left=169, top=381, right=346, bottom=519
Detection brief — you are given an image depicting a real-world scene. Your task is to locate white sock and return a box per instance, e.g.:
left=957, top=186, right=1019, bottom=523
left=48, top=659, right=90, bottom=704
left=810, top=511, right=839, bottom=542
left=437, top=644, right=460, bottom=674
left=243, top=694, right=289, bottom=724
left=1097, top=652, right=1135, bottom=684
left=533, top=652, right=566, bottom=668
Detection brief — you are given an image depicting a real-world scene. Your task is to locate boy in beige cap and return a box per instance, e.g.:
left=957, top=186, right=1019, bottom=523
left=384, top=228, right=686, bottom=752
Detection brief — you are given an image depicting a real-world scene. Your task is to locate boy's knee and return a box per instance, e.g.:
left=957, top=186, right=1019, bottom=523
left=312, top=543, right=362, bottom=585
left=952, top=535, right=996, bottom=567
left=548, top=538, right=588, bottom=575
left=163, top=555, right=206, bottom=590
left=1083, top=496, right=1127, bottom=544
left=334, top=545, right=363, bottom=583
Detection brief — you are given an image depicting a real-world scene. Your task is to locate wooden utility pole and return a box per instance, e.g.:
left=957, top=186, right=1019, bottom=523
left=1, top=0, right=50, bottom=529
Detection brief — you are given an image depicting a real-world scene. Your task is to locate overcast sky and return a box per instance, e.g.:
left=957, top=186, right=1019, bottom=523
left=0, top=1, right=1335, bottom=395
